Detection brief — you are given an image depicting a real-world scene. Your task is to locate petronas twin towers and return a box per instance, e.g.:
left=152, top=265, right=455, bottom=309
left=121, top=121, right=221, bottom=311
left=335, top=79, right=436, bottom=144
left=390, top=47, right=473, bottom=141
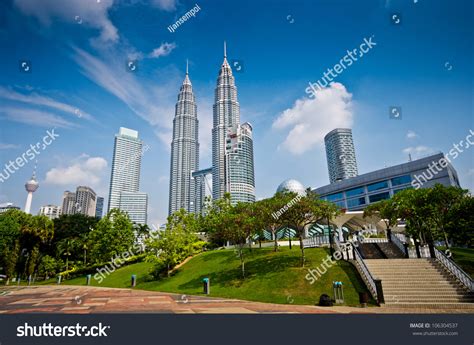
left=168, top=43, right=255, bottom=216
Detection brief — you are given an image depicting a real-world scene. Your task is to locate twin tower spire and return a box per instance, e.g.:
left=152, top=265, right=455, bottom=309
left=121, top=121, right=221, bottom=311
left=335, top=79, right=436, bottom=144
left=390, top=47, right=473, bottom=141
left=168, top=42, right=255, bottom=216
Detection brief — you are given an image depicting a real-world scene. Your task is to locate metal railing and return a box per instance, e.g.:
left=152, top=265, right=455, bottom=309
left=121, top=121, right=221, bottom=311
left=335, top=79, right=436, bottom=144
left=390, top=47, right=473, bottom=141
left=362, top=238, right=388, bottom=244
left=407, top=244, right=430, bottom=258
left=333, top=235, right=354, bottom=260
left=352, top=246, right=378, bottom=301
left=302, top=235, right=329, bottom=248
left=391, top=232, right=406, bottom=255
left=434, top=248, right=474, bottom=292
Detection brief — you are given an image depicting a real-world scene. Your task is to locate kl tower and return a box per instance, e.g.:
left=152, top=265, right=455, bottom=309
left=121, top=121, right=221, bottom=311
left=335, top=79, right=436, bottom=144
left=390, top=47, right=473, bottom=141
left=24, top=167, right=39, bottom=214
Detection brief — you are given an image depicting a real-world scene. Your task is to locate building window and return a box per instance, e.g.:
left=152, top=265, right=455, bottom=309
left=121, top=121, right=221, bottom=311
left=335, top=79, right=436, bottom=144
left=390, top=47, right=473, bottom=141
left=326, top=192, right=344, bottom=201
left=369, top=192, right=390, bottom=203
left=394, top=186, right=412, bottom=194
left=347, top=197, right=366, bottom=208
left=345, top=186, right=365, bottom=197
left=391, top=175, right=411, bottom=186
left=367, top=181, right=388, bottom=192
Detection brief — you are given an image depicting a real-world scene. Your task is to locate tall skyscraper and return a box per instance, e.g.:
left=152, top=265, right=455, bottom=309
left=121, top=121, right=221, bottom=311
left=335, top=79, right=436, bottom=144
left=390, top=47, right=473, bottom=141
left=168, top=61, right=199, bottom=215
left=212, top=42, right=255, bottom=204
left=324, top=128, right=358, bottom=184
left=95, top=196, right=104, bottom=218
left=24, top=169, right=39, bottom=214
left=119, top=191, right=148, bottom=224
left=75, top=186, right=97, bottom=217
left=107, top=127, right=148, bottom=224
left=224, top=122, right=255, bottom=203
left=61, top=191, right=76, bottom=215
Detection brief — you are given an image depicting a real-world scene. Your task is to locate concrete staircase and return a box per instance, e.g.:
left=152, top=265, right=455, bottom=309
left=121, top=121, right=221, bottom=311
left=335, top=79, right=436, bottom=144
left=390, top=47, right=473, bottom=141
left=365, top=258, right=474, bottom=309
left=358, top=243, right=386, bottom=259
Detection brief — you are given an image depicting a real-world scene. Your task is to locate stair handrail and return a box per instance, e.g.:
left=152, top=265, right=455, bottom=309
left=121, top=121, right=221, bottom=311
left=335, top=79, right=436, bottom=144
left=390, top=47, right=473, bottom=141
left=391, top=232, right=406, bottom=255
left=353, top=245, right=378, bottom=300
left=434, top=247, right=474, bottom=292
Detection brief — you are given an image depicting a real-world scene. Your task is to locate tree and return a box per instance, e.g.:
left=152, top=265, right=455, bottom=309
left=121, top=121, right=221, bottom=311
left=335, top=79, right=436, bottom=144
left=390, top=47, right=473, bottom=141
left=259, top=193, right=293, bottom=252
left=445, top=195, right=474, bottom=247
left=427, top=184, right=469, bottom=248
left=146, top=209, right=203, bottom=277
left=88, top=209, right=135, bottom=264
left=19, top=214, right=54, bottom=277
left=223, top=202, right=264, bottom=278
left=363, top=198, right=399, bottom=233
left=38, top=255, right=62, bottom=279
left=0, top=211, right=22, bottom=284
left=279, top=190, right=339, bottom=267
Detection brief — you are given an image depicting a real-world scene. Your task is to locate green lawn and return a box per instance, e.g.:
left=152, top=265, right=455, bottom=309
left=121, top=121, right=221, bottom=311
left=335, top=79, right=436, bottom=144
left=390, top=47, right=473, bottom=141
left=61, top=247, right=372, bottom=306
left=438, top=247, right=474, bottom=278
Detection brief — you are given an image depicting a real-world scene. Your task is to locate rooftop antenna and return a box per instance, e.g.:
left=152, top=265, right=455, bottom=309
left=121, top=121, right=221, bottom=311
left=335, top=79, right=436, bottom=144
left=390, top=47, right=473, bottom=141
left=186, top=59, right=189, bottom=75
left=224, top=41, right=227, bottom=58
left=32, top=160, right=38, bottom=179
left=408, top=153, right=412, bottom=162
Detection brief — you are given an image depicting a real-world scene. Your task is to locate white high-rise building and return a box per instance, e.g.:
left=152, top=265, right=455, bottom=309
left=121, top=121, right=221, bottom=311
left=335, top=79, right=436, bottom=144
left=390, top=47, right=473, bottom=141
left=39, top=205, right=61, bottom=219
left=212, top=42, right=255, bottom=204
left=324, top=128, right=358, bottom=184
left=75, top=186, right=97, bottom=217
left=225, top=122, right=255, bottom=204
left=169, top=61, right=199, bottom=215
left=107, top=127, right=148, bottom=224
left=119, top=191, right=148, bottom=224
left=61, top=191, right=76, bottom=215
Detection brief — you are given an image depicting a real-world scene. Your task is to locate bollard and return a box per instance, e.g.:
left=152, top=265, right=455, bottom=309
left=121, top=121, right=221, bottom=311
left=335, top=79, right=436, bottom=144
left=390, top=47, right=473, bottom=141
left=28, top=275, right=32, bottom=286
left=57, top=275, right=62, bottom=285
left=86, top=274, right=91, bottom=286
left=131, top=274, right=137, bottom=287
left=202, top=277, right=210, bottom=295
left=333, top=281, right=344, bottom=304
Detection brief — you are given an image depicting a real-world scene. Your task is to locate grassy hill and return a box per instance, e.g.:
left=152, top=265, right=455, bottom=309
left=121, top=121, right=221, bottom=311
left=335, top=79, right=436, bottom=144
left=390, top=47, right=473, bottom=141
left=62, top=247, right=373, bottom=306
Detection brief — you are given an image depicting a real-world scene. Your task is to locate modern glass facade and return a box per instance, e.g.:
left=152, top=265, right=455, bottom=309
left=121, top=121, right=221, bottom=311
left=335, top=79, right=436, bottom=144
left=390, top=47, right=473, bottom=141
left=107, top=127, right=148, bottom=224
left=225, top=122, right=255, bottom=204
left=212, top=43, right=255, bottom=204
left=324, top=128, right=358, bottom=183
left=169, top=65, right=199, bottom=215
left=314, top=152, right=460, bottom=211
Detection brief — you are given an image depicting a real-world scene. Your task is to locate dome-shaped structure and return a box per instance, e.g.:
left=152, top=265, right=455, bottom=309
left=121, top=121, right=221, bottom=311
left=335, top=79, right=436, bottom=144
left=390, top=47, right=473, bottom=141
left=25, top=177, right=39, bottom=193
left=276, top=179, right=306, bottom=196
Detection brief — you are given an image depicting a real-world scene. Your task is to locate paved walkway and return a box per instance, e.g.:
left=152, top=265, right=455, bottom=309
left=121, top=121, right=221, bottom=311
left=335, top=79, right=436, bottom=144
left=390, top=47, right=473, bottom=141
left=0, top=286, right=471, bottom=314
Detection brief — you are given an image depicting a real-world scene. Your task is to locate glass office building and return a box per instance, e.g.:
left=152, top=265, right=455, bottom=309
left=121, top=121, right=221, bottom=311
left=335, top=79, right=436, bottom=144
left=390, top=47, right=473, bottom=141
left=313, top=152, right=460, bottom=211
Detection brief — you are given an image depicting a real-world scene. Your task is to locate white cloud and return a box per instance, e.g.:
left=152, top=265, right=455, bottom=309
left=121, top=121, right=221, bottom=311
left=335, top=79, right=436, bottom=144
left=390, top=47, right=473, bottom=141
left=0, top=86, right=94, bottom=121
left=406, top=130, right=418, bottom=139
left=402, top=146, right=434, bottom=156
left=151, top=0, right=177, bottom=11
left=272, top=82, right=353, bottom=155
left=72, top=47, right=177, bottom=132
left=0, top=107, right=76, bottom=128
left=0, top=143, right=20, bottom=150
left=14, top=0, right=118, bottom=43
left=149, top=42, right=177, bottom=58
left=44, top=155, right=108, bottom=188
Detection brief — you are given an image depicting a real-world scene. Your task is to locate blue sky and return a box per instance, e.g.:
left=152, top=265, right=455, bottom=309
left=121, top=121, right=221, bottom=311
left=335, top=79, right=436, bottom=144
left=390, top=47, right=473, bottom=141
left=0, top=0, right=472, bottom=226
